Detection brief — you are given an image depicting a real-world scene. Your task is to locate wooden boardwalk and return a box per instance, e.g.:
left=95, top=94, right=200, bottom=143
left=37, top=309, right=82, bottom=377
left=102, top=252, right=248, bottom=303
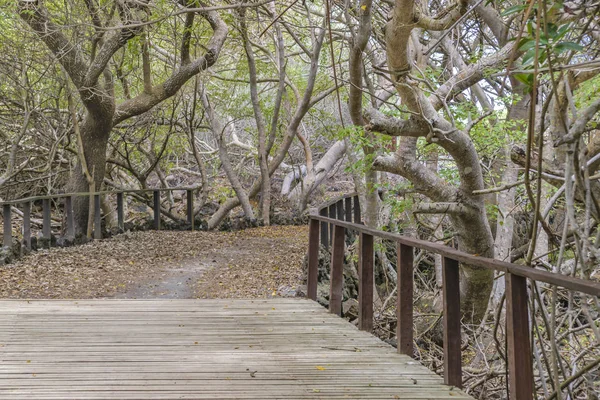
left=0, top=299, right=474, bottom=399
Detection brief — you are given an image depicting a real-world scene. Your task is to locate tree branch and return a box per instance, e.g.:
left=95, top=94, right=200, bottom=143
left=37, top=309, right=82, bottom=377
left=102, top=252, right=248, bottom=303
left=18, top=0, right=88, bottom=87
left=113, top=10, right=228, bottom=125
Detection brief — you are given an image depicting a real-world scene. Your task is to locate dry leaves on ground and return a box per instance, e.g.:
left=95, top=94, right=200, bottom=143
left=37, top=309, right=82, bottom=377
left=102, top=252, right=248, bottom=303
left=0, top=226, right=308, bottom=299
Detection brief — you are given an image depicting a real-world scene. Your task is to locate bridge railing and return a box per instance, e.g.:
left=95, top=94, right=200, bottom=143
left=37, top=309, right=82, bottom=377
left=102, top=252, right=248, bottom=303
left=307, top=193, right=600, bottom=400
left=0, top=187, right=199, bottom=250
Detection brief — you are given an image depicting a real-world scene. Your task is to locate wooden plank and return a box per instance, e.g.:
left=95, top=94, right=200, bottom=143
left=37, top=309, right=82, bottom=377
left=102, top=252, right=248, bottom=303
left=307, top=218, right=320, bottom=301
left=442, top=257, right=461, bottom=388
left=358, top=233, right=373, bottom=332
left=94, top=195, right=102, bottom=240
left=0, top=299, right=474, bottom=400
left=3, top=204, right=11, bottom=248
left=506, top=273, right=533, bottom=400
left=22, top=202, right=31, bottom=251
left=397, top=243, right=414, bottom=356
left=65, top=196, right=75, bottom=239
left=329, top=225, right=345, bottom=316
left=116, top=192, right=124, bottom=233
left=353, top=195, right=361, bottom=223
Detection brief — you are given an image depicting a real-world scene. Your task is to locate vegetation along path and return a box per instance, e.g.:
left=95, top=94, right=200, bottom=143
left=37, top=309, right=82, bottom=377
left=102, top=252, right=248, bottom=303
left=0, top=226, right=308, bottom=300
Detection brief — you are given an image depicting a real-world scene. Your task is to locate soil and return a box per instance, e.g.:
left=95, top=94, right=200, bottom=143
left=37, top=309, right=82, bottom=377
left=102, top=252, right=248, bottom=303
left=0, top=226, right=308, bottom=299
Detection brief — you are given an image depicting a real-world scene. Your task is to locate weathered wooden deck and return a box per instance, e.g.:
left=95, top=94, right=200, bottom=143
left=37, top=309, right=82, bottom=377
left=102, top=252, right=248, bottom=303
left=0, top=299, right=473, bottom=399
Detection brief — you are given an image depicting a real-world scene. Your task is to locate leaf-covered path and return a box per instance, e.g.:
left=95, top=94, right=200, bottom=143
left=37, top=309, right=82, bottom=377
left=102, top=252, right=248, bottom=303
left=0, top=226, right=308, bottom=299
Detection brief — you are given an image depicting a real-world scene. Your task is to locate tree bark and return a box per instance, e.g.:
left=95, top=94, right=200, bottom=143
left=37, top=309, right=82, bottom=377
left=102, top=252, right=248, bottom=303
left=370, top=0, right=496, bottom=322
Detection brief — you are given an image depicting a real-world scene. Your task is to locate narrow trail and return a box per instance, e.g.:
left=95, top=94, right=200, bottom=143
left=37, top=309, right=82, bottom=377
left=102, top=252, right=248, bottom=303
left=0, top=226, right=308, bottom=299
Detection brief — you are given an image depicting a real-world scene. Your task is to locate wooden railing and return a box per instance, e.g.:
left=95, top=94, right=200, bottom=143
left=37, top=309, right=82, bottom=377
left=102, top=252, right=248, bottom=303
left=307, top=193, right=600, bottom=400
left=0, top=187, right=199, bottom=250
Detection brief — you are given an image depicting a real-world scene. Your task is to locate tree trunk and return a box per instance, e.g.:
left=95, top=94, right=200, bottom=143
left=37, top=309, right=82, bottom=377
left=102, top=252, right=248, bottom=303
left=68, top=112, right=113, bottom=234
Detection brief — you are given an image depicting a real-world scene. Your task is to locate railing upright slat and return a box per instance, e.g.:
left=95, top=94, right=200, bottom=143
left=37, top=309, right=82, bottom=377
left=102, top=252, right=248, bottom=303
left=65, top=196, right=75, bottom=239
left=358, top=233, right=374, bottom=332
left=3, top=204, right=12, bottom=248
left=442, top=256, right=462, bottom=388
left=506, top=272, right=533, bottom=400
left=42, top=199, right=51, bottom=244
left=329, top=224, right=345, bottom=316
left=328, top=204, right=336, bottom=244
left=94, top=194, right=102, bottom=240
left=153, top=190, right=161, bottom=230
left=117, top=192, right=124, bottom=233
left=319, top=208, right=328, bottom=249
left=344, top=197, right=352, bottom=222
left=353, top=195, right=361, bottom=223
left=186, top=189, right=194, bottom=231
left=307, top=218, right=320, bottom=301
left=336, top=200, right=344, bottom=221
left=397, top=243, right=414, bottom=356
left=22, top=202, right=31, bottom=251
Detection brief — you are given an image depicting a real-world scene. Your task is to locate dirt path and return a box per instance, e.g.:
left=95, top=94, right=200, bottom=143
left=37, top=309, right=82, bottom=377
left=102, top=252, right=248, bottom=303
left=0, top=226, right=308, bottom=299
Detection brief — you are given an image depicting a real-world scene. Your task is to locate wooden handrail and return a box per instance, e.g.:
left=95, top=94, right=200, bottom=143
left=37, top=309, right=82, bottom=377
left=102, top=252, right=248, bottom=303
left=311, top=214, right=600, bottom=296
left=1, top=186, right=200, bottom=249
left=0, top=186, right=200, bottom=207
left=307, top=194, right=600, bottom=400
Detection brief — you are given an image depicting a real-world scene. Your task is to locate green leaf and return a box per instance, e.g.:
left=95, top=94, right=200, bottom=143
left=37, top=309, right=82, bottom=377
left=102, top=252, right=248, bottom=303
left=521, top=48, right=537, bottom=66
left=501, top=4, right=526, bottom=16
left=518, top=39, right=536, bottom=51
left=554, top=41, right=583, bottom=54
left=514, top=73, right=534, bottom=86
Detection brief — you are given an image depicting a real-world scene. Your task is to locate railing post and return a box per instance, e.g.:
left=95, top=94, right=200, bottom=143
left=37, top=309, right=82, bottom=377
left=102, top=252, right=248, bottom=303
left=307, top=218, right=320, bottom=301
left=442, top=256, right=462, bottom=388
left=344, top=197, right=352, bottom=222
left=153, top=190, right=161, bottom=230
left=22, top=202, right=31, bottom=251
left=358, top=233, right=373, bottom=332
left=3, top=204, right=12, bottom=248
left=397, top=243, right=414, bottom=356
left=42, top=199, right=51, bottom=243
left=506, top=273, right=533, bottom=400
left=187, top=189, right=194, bottom=231
left=94, top=194, right=102, bottom=240
left=329, top=224, right=345, bottom=316
left=116, top=192, right=124, bottom=233
left=319, top=208, right=328, bottom=249
left=65, top=196, right=75, bottom=239
left=353, top=195, right=361, bottom=223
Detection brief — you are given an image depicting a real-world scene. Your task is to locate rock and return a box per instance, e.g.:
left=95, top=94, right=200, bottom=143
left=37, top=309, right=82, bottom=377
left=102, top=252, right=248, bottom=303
left=295, top=285, right=307, bottom=298
left=0, top=246, right=14, bottom=265
left=316, top=282, right=329, bottom=307
left=342, top=298, right=359, bottom=321
left=56, top=236, right=75, bottom=247
left=277, top=285, right=304, bottom=298
left=36, top=234, right=56, bottom=249
left=73, top=233, right=91, bottom=246
left=231, top=217, right=259, bottom=231
left=198, top=201, right=219, bottom=216
left=30, top=236, right=38, bottom=251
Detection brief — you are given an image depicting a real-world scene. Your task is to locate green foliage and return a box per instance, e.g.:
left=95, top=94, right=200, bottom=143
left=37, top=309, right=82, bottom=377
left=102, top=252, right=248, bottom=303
left=513, top=19, right=584, bottom=90
left=333, top=126, right=388, bottom=180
